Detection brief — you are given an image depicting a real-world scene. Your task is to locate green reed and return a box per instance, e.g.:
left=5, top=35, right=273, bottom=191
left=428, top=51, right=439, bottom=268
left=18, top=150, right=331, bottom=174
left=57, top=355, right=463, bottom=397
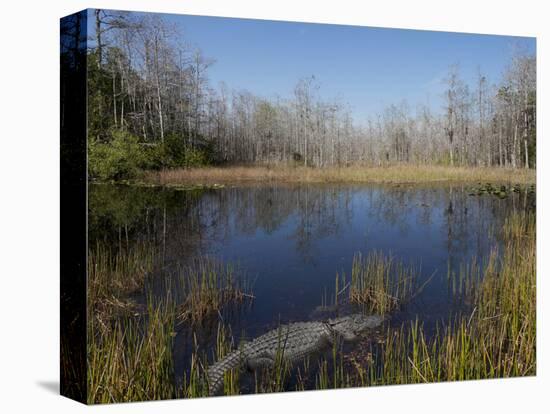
left=348, top=251, right=417, bottom=313
left=88, top=239, right=251, bottom=402
left=313, top=212, right=535, bottom=390
left=217, top=325, right=242, bottom=396
left=315, top=341, right=349, bottom=390
left=365, top=212, right=535, bottom=386
left=87, top=296, right=178, bottom=404
left=88, top=240, right=158, bottom=330
left=176, top=258, right=253, bottom=323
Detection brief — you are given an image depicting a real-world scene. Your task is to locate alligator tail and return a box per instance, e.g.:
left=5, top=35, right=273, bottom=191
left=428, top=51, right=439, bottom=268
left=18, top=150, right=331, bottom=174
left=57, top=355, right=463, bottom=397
left=207, top=349, right=244, bottom=396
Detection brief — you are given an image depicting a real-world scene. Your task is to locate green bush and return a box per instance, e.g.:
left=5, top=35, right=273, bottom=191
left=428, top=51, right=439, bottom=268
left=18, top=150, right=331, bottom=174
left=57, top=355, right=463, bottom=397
left=89, top=130, right=214, bottom=181
left=161, top=134, right=213, bottom=168
left=183, top=146, right=211, bottom=167
left=89, top=130, right=147, bottom=181
left=161, top=134, right=187, bottom=167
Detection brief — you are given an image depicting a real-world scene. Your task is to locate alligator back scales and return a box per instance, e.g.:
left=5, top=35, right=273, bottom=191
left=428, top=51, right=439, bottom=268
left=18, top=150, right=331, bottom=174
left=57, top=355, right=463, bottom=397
left=207, top=321, right=333, bottom=395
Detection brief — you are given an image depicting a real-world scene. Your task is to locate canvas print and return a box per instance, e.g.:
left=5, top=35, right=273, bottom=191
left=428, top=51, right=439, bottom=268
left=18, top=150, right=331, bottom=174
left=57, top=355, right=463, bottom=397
left=60, top=8, right=536, bottom=404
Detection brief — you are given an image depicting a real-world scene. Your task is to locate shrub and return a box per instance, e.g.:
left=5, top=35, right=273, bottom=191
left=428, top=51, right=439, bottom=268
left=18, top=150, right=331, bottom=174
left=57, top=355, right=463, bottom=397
left=183, top=146, right=211, bottom=167
left=88, top=130, right=214, bottom=181
left=89, top=130, right=147, bottom=181
left=161, top=134, right=213, bottom=168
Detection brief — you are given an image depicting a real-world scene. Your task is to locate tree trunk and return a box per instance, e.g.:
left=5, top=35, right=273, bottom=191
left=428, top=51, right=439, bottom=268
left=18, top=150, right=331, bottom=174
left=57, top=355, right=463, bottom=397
left=304, top=112, right=308, bottom=168
left=524, top=138, right=529, bottom=169
left=498, top=121, right=503, bottom=167
left=95, top=9, right=102, bottom=68
left=448, top=129, right=454, bottom=167
left=524, top=100, right=529, bottom=169
left=154, top=38, right=164, bottom=142
left=112, top=72, right=117, bottom=127
left=511, top=116, right=518, bottom=168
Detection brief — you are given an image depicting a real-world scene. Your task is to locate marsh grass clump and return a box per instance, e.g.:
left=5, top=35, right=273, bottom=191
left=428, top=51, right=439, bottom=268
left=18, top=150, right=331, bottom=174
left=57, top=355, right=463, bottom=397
left=176, top=258, right=253, bottom=323
left=315, top=212, right=535, bottom=389
left=347, top=251, right=417, bottom=314
left=87, top=297, right=178, bottom=404
left=87, top=241, right=252, bottom=402
left=306, top=338, right=381, bottom=391
left=446, top=254, right=497, bottom=301
left=372, top=212, right=536, bottom=384
left=88, top=241, right=158, bottom=331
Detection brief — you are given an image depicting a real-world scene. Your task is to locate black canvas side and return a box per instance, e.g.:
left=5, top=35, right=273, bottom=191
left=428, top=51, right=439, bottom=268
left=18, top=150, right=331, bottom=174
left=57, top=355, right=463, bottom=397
left=60, top=9, right=88, bottom=404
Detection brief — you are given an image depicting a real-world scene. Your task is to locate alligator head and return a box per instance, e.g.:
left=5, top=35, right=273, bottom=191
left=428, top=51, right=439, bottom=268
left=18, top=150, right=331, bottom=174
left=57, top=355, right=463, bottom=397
left=328, top=314, right=385, bottom=341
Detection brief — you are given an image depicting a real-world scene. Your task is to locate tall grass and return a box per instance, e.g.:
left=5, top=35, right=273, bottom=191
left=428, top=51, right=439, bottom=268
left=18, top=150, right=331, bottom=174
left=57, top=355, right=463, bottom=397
left=304, top=212, right=535, bottom=390
left=87, top=241, right=251, bottom=402
left=88, top=241, right=158, bottom=333
left=347, top=251, right=417, bottom=314
left=146, top=165, right=535, bottom=185
left=446, top=255, right=489, bottom=300
left=175, top=258, right=253, bottom=323
left=87, top=297, right=178, bottom=404
left=317, top=212, right=536, bottom=388
left=440, top=213, right=536, bottom=379
left=315, top=341, right=350, bottom=390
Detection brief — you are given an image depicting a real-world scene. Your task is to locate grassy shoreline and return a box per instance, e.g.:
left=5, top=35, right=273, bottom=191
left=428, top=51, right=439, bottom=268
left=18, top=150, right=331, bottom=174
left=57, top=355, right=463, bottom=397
left=144, top=165, right=535, bottom=186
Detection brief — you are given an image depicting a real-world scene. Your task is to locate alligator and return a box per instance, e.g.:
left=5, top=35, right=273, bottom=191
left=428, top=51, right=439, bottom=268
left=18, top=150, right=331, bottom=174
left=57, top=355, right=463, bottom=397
left=207, top=313, right=384, bottom=395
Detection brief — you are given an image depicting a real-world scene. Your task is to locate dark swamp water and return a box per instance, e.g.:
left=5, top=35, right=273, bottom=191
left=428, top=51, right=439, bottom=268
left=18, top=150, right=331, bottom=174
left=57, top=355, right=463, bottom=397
left=89, top=182, right=535, bottom=392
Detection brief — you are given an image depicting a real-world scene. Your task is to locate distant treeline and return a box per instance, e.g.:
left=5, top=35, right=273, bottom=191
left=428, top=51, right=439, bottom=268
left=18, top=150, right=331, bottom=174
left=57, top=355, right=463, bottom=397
left=88, top=10, right=536, bottom=179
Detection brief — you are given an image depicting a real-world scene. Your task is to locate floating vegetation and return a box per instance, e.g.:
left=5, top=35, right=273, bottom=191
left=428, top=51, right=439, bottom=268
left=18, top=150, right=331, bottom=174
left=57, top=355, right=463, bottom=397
left=95, top=179, right=226, bottom=191
left=164, top=183, right=226, bottom=191
left=467, top=182, right=534, bottom=199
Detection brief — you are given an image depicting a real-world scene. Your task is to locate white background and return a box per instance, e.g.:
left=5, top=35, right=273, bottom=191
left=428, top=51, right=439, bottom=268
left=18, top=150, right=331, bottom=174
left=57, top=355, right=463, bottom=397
left=0, top=0, right=547, bottom=412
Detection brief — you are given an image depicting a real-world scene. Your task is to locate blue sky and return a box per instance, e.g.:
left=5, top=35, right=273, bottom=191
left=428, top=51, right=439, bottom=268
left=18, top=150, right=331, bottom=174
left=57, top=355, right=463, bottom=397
left=92, top=10, right=536, bottom=123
